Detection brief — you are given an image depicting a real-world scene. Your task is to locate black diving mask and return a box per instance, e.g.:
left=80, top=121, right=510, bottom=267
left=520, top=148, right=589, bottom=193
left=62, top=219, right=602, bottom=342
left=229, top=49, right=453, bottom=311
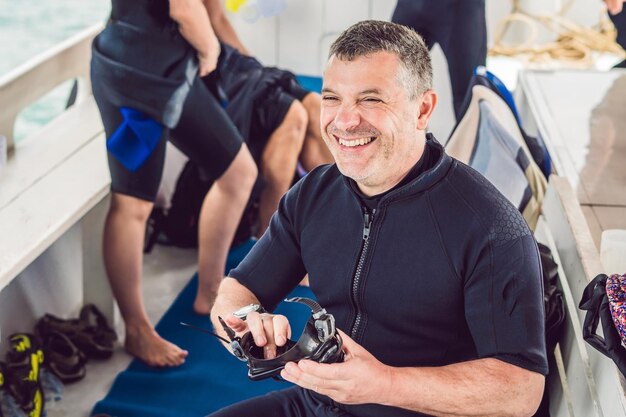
left=182, top=297, right=344, bottom=381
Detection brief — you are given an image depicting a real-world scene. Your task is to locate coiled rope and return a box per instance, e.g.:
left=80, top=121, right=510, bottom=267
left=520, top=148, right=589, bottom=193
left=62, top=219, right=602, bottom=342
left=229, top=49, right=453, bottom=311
left=490, top=0, right=626, bottom=66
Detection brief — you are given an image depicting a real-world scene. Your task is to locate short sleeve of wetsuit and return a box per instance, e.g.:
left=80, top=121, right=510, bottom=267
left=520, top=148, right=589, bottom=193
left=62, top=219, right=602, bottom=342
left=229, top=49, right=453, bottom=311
left=464, top=211, right=549, bottom=375
left=228, top=180, right=307, bottom=312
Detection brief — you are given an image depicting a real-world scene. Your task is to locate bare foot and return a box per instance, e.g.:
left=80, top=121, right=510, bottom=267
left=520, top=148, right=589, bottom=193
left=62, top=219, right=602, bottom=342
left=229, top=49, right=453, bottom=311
left=125, top=325, right=188, bottom=367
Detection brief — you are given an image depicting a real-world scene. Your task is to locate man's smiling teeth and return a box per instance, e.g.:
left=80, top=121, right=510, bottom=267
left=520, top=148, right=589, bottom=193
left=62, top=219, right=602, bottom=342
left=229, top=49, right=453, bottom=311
left=338, top=137, right=375, bottom=147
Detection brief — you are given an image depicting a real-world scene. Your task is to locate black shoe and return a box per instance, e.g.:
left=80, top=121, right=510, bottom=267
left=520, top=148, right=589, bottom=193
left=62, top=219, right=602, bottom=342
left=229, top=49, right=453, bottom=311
left=40, top=331, right=86, bottom=384
left=36, top=305, right=116, bottom=360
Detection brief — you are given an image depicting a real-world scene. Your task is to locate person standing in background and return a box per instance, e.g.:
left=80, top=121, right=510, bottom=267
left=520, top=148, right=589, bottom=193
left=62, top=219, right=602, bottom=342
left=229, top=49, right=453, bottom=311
left=606, top=0, right=625, bottom=15
left=606, top=0, right=626, bottom=67
left=91, top=0, right=257, bottom=367
left=391, top=0, right=487, bottom=120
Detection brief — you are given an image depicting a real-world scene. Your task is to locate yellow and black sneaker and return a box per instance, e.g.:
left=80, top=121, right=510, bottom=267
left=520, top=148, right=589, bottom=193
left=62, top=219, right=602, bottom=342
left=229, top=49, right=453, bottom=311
left=0, top=361, right=5, bottom=417
left=4, top=334, right=45, bottom=417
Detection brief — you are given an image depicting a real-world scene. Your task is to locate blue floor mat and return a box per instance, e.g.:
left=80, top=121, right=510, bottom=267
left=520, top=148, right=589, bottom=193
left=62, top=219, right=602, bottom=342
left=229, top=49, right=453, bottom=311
left=92, top=240, right=314, bottom=417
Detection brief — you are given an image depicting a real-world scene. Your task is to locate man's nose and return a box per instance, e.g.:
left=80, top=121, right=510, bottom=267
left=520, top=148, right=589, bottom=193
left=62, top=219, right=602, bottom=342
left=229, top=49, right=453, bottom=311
left=334, top=103, right=361, bottom=131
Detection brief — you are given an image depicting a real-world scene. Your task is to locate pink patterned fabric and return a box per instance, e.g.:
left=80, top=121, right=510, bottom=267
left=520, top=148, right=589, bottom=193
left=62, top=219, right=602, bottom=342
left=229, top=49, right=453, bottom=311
left=606, top=273, right=626, bottom=347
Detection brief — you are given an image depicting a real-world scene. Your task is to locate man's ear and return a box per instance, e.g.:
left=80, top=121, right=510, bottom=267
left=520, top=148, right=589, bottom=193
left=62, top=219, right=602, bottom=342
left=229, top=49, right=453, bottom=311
left=416, top=90, right=437, bottom=131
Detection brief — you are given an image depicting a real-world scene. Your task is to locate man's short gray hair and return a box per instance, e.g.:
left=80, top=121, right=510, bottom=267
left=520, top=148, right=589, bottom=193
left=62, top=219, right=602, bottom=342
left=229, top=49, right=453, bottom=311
left=328, top=20, right=432, bottom=100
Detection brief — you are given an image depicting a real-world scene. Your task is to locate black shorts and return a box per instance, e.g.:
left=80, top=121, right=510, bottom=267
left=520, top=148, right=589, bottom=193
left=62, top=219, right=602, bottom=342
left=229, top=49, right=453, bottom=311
left=93, top=75, right=243, bottom=201
left=207, top=387, right=352, bottom=417
left=247, top=77, right=311, bottom=163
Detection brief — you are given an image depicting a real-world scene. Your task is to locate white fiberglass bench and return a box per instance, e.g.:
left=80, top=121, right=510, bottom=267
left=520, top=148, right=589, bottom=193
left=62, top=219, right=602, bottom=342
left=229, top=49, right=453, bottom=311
left=0, top=23, right=114, bottom=337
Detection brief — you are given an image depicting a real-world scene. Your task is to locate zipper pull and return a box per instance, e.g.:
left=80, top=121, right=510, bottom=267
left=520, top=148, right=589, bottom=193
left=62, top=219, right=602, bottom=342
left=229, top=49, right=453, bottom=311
left=363, top=210, right=373, bottom=240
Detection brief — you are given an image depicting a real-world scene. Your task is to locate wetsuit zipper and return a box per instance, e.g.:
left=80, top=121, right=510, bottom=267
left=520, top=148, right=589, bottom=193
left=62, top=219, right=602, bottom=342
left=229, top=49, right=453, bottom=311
left=350, top=208, right=375, bottom=339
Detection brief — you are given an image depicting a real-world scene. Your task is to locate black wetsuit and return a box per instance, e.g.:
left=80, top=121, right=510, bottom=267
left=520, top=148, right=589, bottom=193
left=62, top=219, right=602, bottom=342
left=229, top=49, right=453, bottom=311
left=91, top=0, right=243, bottom=201
left=214, top=135, right=548, bottom=417
left=207, top=42, right=311, bottom=162
left=392, top=0, right=487, bottom=120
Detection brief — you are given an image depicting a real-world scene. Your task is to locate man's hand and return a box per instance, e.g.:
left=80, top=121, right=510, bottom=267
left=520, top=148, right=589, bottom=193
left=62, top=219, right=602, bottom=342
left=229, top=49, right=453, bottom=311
left=280, top=330, right=392, bottom=405
left=223, top=311, right=291, bottom=359
left=606, top=0, right=625, bottom=15
left=198, top=38, right=220, bottom=76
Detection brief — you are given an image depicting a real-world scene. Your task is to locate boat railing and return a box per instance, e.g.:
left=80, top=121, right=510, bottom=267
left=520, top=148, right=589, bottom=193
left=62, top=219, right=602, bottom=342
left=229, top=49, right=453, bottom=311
left=0, top=23, right=102, bottom=150
left=0, top=22, right=114, bottom=328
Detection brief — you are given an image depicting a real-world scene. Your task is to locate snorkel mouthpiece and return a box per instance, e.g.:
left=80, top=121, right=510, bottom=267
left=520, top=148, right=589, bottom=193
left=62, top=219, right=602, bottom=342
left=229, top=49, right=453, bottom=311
left=217, top=316, right=247, bottom=361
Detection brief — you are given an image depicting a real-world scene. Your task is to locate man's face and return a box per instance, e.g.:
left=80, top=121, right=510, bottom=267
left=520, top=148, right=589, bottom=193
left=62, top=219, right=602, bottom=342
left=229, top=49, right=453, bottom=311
left=320, top=51, right=433, bottom=196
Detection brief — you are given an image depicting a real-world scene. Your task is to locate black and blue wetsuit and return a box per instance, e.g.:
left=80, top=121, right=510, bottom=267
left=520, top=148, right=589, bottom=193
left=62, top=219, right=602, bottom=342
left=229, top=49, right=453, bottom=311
left=91, top=0, right=243, bottom=201
left=214, top=135, right=548, bottom=417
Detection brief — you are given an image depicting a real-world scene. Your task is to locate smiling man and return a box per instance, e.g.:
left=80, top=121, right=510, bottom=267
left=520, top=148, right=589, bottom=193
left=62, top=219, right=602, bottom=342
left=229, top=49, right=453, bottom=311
left=210, top=20, right=547, bottom=417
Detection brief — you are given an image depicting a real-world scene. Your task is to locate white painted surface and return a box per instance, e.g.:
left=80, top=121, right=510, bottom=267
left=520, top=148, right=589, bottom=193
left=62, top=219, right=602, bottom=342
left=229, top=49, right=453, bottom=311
left=0, top=129, right=109, bottom=290
left=0, top=32, right=113, bottom=361
left=601, top=229, right=626, bottom=275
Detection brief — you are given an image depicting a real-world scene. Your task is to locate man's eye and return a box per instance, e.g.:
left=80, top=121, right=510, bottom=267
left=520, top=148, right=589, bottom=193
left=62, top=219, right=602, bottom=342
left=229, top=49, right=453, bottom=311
left=363, top=97, right=382, bottom=103
left=322, top=96, right=339, bottom=101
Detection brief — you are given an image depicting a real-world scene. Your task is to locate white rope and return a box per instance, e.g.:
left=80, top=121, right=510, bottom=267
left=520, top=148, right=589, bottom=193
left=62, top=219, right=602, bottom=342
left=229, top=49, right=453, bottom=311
left=490, top=0, right=625, bottom=67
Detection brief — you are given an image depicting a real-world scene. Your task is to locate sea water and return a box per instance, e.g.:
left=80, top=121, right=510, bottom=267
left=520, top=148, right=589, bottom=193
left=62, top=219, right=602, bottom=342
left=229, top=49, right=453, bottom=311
left=0, top=0, right=110, bottom=141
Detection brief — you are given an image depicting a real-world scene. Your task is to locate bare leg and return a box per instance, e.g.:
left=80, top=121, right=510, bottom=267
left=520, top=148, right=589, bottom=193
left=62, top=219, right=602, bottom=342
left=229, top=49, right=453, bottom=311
left=299, top=93, right=334, bottom=172
left=256, top=101, right=307, bottom=237
left=194, top=144, right=257, bottom=315
left=103, top=193, right=188, bottom=367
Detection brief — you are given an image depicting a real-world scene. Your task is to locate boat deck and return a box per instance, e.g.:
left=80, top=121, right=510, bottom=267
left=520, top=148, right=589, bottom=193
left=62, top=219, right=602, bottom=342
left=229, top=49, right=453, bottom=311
left=47, top=244, right=197, bottom=417
left=518, top=69, right=626, bottom=250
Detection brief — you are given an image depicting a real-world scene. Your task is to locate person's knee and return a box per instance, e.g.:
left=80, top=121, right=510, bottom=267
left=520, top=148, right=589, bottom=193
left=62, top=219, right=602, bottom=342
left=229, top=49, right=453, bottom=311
left=109, top=193, right=154, bottom=223
left=301, top=93, right=320, bottom=120
left=282, top=100, right=308, bottom=144
left=261, top=102, right=308, bottom=181
left=219, top=145, right=257, bottom=195
left=237, top=145, right=258, bottom=186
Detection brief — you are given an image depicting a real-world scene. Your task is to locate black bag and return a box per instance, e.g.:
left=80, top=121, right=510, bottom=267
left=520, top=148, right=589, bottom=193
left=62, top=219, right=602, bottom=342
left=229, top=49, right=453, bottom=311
left=144, top=161, right=260, bottom=253
left=533, top=242, right=566, bottom=417
left=539, top=243, right=566, bottom=353
left=579, top=273, right=626, bottom=377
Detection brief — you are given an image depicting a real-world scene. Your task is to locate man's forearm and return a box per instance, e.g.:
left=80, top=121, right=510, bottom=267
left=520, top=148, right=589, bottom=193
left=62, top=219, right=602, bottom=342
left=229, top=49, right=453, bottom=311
left=169, top=0, right=219, bottom=63
left=204, top=0, right=250, bottom=55
left=380, top=358, right=544, bottom=417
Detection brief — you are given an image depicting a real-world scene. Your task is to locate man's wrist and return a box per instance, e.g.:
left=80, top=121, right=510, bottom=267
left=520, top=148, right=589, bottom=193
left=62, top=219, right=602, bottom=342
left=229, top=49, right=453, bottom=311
left=233, top=303, right=266, bottom=320
left=378, top=365, right=403, bottom=408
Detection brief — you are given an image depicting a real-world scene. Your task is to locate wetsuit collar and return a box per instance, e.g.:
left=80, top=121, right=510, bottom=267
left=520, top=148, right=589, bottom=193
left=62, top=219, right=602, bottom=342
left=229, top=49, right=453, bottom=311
left=342, top=133, right=453, bottom=206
